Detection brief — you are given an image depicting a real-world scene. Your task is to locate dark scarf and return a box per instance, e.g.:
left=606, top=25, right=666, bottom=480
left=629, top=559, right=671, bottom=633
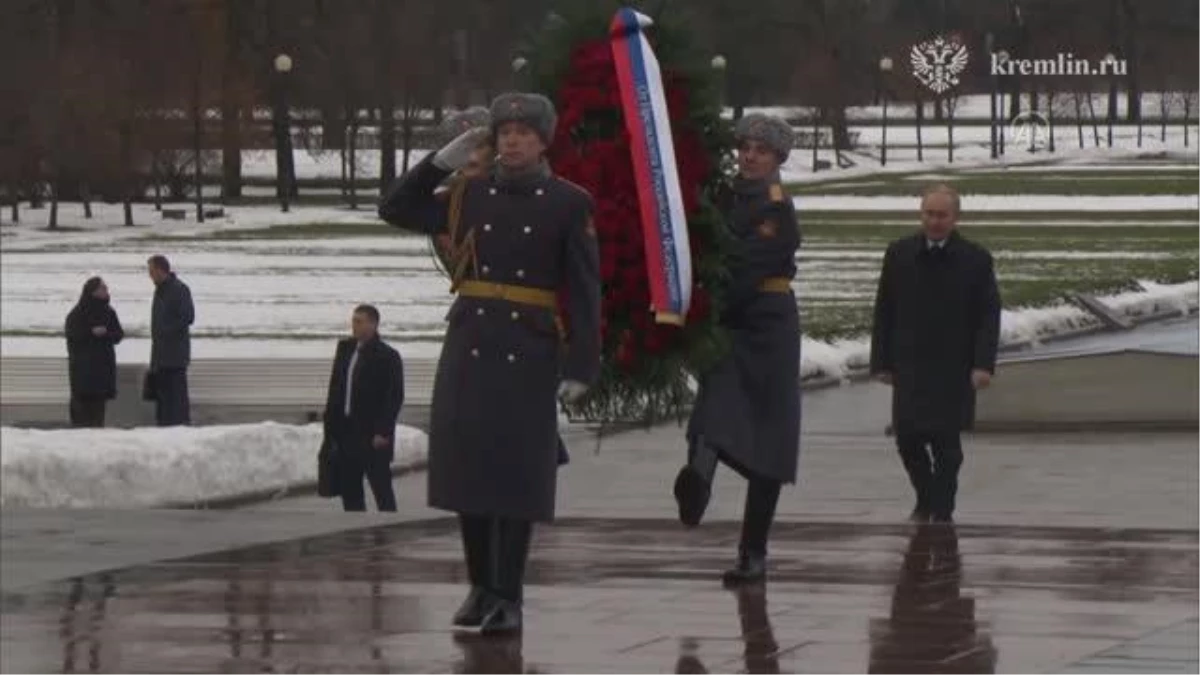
left=731, top=170, right=781, bottom=198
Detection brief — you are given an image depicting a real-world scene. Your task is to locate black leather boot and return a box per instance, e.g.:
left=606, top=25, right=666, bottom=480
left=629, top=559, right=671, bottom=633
left=480, top=519, right=532, bottom=636
left=674, top=439, right=717, bottom=527
left=722, top=550, right=767, bottom=587
left=453, top=515, right=495, bottom=627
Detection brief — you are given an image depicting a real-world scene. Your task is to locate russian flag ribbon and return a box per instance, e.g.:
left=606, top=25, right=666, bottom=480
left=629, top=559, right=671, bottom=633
left=609, top=7, right=693, bottom=326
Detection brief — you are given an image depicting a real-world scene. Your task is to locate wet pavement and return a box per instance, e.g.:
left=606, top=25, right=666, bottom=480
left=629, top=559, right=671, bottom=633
left=3, top=383, right=1197, bottom=672
left=1, top=516, right=1196, bottom=673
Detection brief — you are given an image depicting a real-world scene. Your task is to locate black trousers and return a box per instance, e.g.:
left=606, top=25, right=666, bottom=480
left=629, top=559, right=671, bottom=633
left=458, top=514, right=533, bottom=603
left=895, top=431, right=964, bottom=517
left=69, top=396, right=106, bottom=428
left=690, top=438, right=782, bottom=557
left=153, top=367, right=190, bottom=427
left=337, top=439, right=397, bottom=512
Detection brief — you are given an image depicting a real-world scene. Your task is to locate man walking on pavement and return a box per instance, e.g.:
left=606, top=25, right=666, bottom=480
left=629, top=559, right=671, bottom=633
left=378, top=92, right=601, bottom=634
left=322, top=304, right=404, bottom=512
left=869, top=184, right=1001, bottom=524
left=675, top=113, right=802, bottom=587
left=147, top=255, right=194, bottom=426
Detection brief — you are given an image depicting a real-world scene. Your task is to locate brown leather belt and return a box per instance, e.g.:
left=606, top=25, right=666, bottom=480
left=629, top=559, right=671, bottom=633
left=758, top=276, right=793, bottom=293
left=455, top=280, right=558, bottom=310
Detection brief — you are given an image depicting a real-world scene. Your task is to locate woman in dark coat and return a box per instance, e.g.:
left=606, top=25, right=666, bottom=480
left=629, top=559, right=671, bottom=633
left=64, top=277, right=124, bottom=427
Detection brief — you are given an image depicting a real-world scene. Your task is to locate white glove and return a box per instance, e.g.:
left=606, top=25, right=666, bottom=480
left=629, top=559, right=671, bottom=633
left=432, top=127, right=490, bottom=171
left=558, top=380, right=589, bottom=403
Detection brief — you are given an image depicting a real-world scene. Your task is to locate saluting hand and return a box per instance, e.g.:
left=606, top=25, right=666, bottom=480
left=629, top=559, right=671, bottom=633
left=91, top=326, right=108, bottom=337
left=433, top=127, right=490, bottom=171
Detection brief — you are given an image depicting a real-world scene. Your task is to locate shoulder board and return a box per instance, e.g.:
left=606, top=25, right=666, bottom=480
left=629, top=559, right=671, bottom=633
left=768, top=183, right=785, bottom=202
left=555, top=176, right=593, bottom=200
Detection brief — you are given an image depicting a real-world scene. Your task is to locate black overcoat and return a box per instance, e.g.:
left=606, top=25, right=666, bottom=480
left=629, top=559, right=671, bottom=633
left=150, top=274, right=195, bottom=370
left=323, top=336, right=405, bottom=462
left=379, top=156, right=601, bottom=522
left=869, top=231, right=1002, bottom=435
left=65, top=298, right=124, bottom=400
left=687, top=178, right=802, bottom=484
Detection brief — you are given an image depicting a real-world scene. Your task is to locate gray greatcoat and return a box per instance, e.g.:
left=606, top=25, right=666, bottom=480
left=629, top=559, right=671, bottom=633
left=378, top=155, right=600, bottom=522
left=687, top=177, right=802, bottom=484
left=869, top=230, right=1002, bottom=434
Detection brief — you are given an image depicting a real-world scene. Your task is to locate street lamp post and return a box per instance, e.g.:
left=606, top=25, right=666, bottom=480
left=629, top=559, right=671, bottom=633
left=273, top=53, right=294, bottom=213
left=879, top=56, right=893, bottom=166
left=711, top=54, right=727, bottom=116
left=1104, top=52, right=1116, bottom=148
left=986, top=33, right=998, bottom=159
left=996, top=50, right=1009, bottom=155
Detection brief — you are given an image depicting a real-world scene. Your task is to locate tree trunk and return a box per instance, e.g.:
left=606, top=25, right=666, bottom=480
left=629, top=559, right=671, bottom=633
left=1075, top=95, right=1085, bottom=148
left=152, top=154, right=162, bottom=210
left=946, top=99, right=955, bottom=163
left=401, top=91, right=414, bottom=173
left=120, top=122, right=133, bottom=226
left=347, top=113, right=359, bottom=210
left=194, top=75, right=205, bottom=224
left=374, top=0, right=396, bottom=192
left=1122, top=0, right=1140, bottom=122
left=49, top=179, right=59, bottom=229
left=1086, top=94, right=1101, bottom=147
left=220, top=0, right=242, bottom=199
left=915, top=98, right=925, bottom=162
left=1160, top=94, right=1168, bottom=142
left=81, top=182, right=91, bottom=218
left=1046, top=92, right=1056, bottom=152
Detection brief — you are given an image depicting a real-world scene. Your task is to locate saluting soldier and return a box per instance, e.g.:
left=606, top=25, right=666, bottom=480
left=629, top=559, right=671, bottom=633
left=675, top=113, right=802, bottom=586
left=427, top=106, right=573, bottom=469
left=378, top=92, right=600, bottom=634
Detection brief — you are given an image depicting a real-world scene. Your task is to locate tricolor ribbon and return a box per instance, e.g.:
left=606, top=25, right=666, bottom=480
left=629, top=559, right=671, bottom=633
left=609, top=7, right=693, bottom=326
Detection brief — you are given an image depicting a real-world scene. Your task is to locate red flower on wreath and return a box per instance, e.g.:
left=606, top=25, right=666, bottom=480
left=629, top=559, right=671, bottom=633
left=550, top=32, right=726, bottom=388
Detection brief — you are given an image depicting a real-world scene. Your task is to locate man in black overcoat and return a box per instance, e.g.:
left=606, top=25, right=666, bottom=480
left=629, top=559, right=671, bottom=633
left=676, top=113, right=802, bottom=586
left=146, top=254, right=195, bottom=426
left=322, top=304, right=404, bottom=512
left=378, top=92, right=601, bottom=634
left=869, top=184, right=1002, bottom=524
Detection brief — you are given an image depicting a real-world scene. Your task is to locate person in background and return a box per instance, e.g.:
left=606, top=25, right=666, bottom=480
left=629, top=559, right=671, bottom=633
left=147, top=254, right=195, bottom=426
left=64, top=277, right=124, bottom=428
left=322, top=304, right=405, bottom=512
left=869, top=184, right=1001, bottom=524
left=675, top=113, right=803, bottom=587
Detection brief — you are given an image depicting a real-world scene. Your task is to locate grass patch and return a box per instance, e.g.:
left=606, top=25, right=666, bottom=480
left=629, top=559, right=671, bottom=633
left=804, top=222, right=1200, bottom=251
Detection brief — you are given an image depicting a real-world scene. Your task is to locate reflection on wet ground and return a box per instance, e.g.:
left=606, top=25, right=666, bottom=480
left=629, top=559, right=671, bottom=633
left=1, top=518, right=1196, bottom=673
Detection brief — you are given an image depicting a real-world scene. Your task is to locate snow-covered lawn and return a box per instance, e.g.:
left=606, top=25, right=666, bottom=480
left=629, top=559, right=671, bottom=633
left=0, top=422, right=428, bottom=509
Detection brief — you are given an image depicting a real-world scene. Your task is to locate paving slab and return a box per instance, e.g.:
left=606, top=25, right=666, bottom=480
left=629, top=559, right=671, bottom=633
left=1, top=518, right=1195, bottom=673
left=2, top=378, right=1197, bottom=672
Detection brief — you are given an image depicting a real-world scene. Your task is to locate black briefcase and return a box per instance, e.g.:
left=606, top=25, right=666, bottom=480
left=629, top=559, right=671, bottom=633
left=317, top=436, right=341, bottom=498
left=141, top=371, right=157, bottom=402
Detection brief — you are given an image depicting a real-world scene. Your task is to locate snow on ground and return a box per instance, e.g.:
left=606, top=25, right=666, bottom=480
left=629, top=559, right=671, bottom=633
left=0, top=422, right=428, bottom=509
left=795, top=194, right=1198, bottom=211
left=797, top=280, right=1199, bottom=380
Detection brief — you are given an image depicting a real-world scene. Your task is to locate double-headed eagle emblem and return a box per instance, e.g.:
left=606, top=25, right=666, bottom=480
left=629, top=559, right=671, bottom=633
left=910, top=36, right=970, bottom=94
